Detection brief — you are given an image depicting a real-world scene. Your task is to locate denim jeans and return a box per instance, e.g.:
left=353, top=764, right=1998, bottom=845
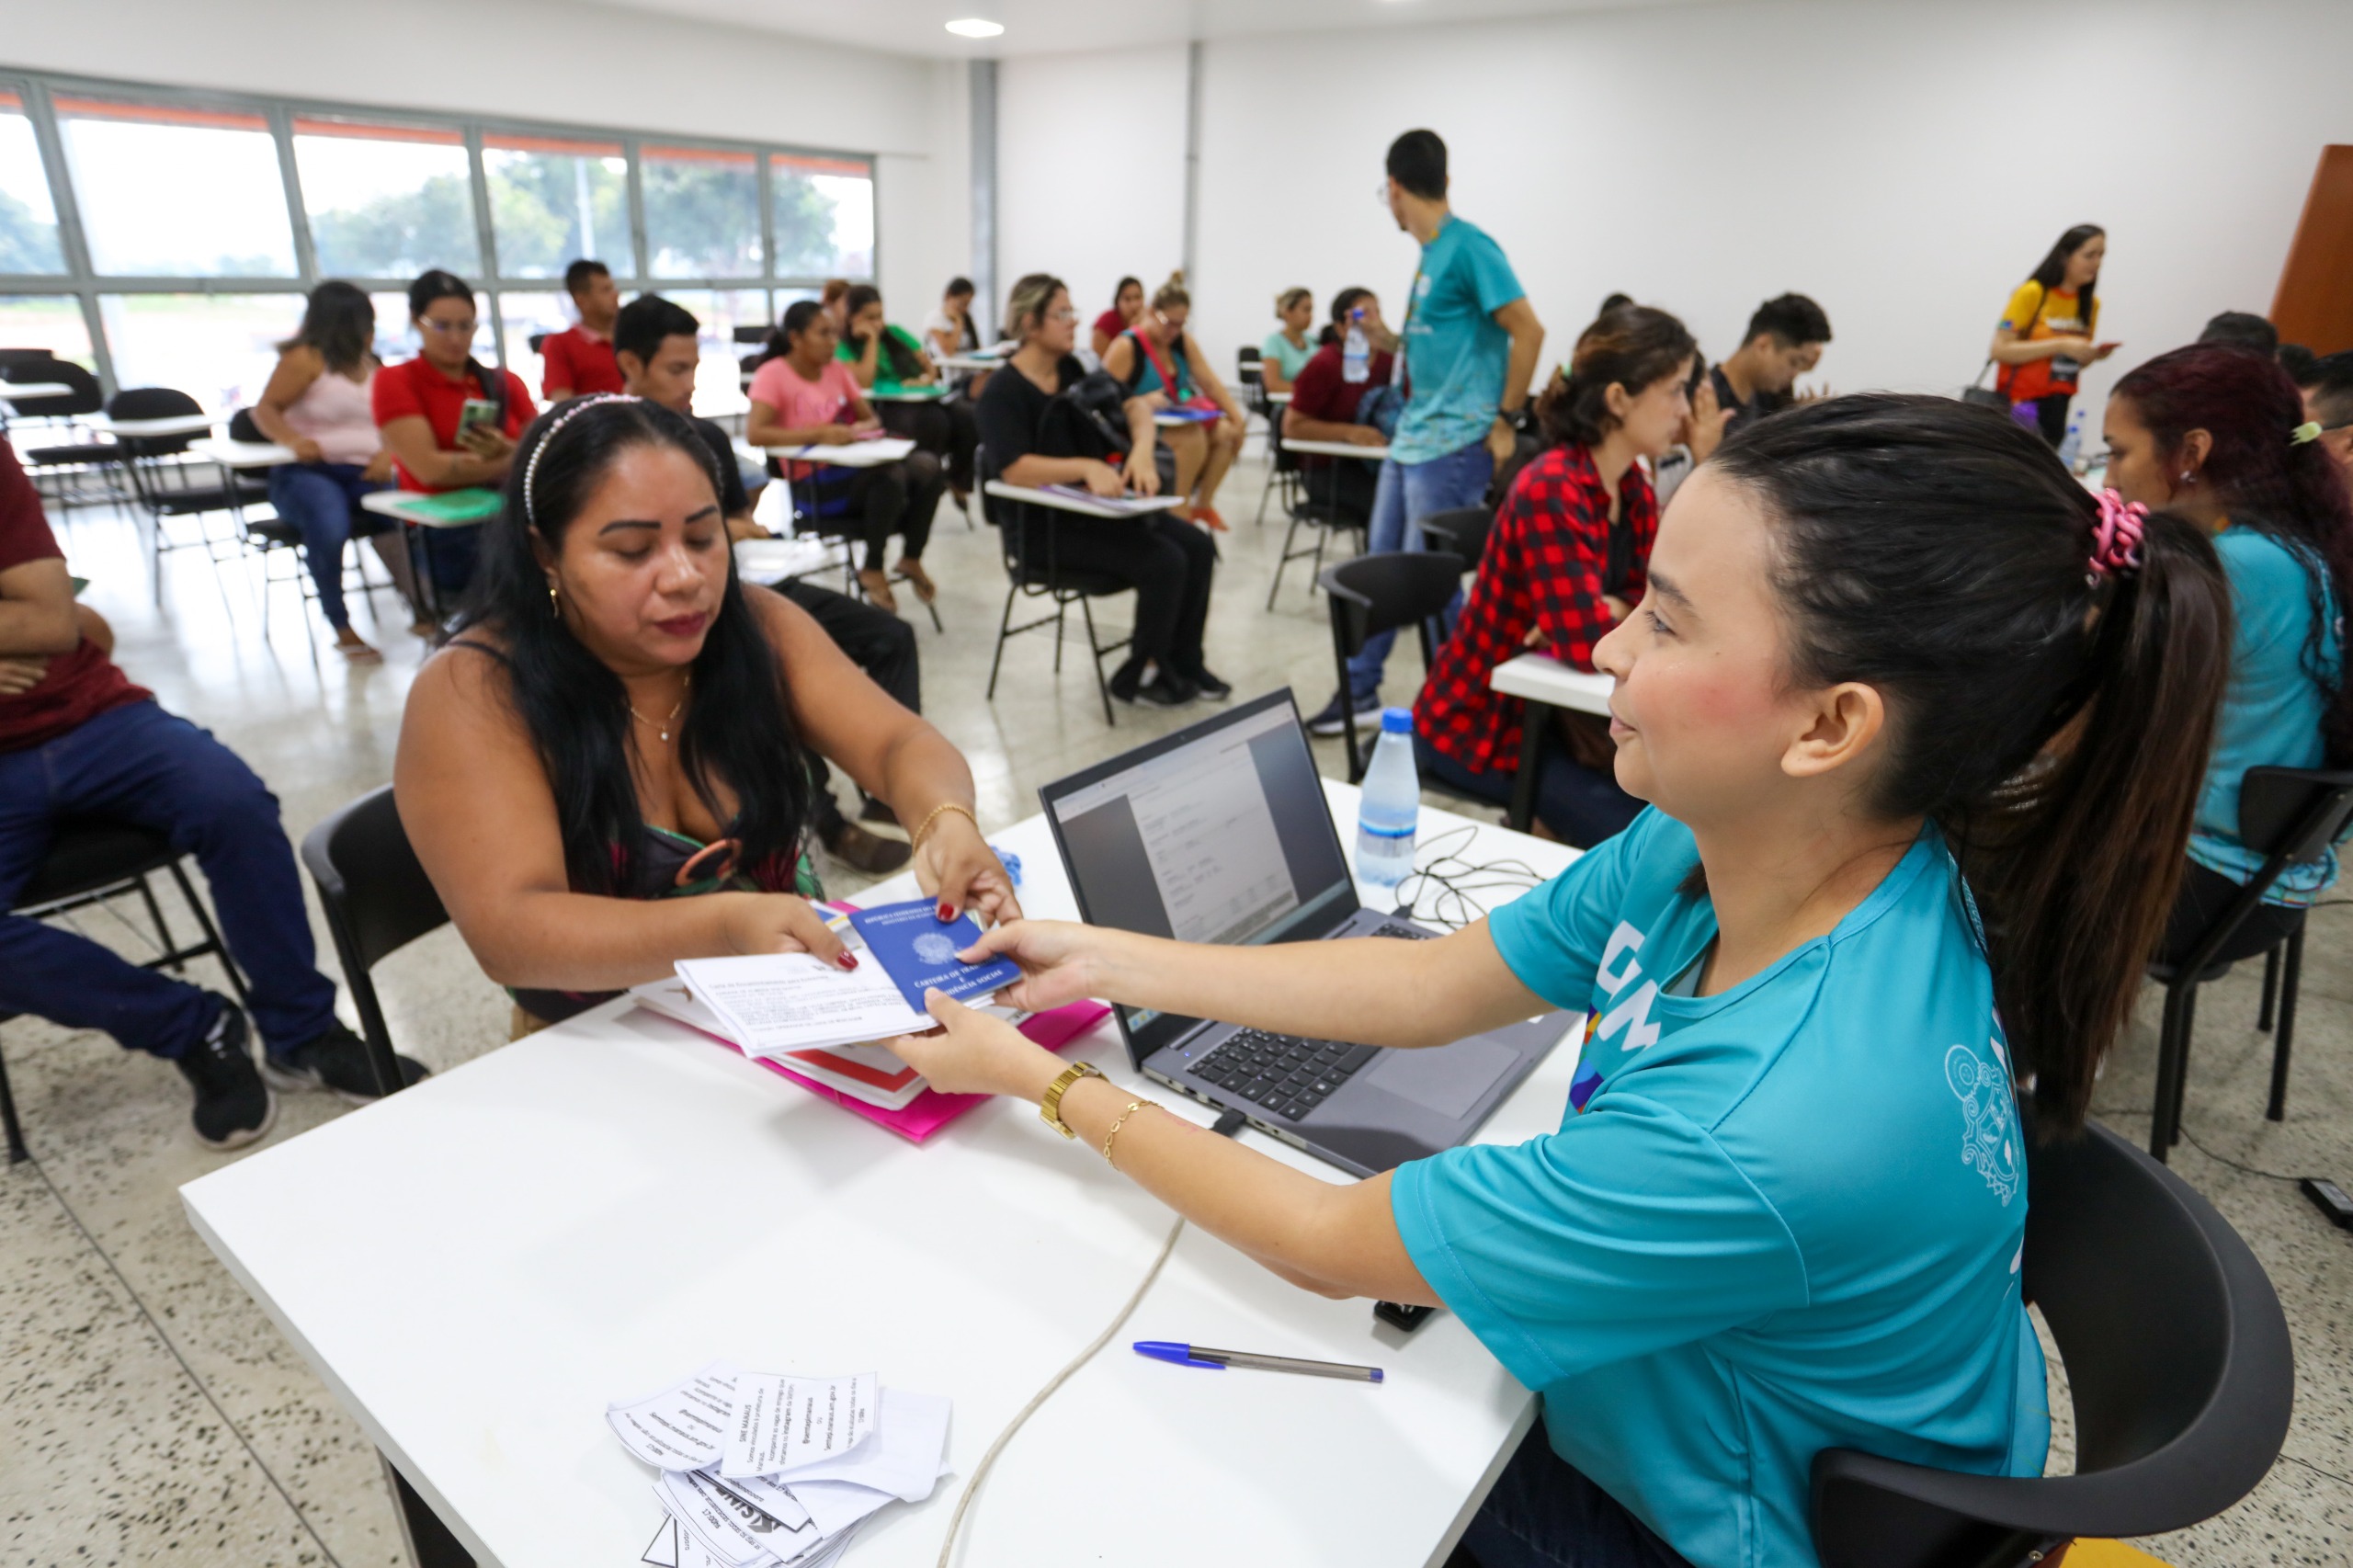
left=266, top=460, right=385, bottom=631
left=1344, top=439, right=1492, bottom=700
left=0, top=701, right=338, bottom=1060
left=1461, top=1419, right=1691, bottom=1568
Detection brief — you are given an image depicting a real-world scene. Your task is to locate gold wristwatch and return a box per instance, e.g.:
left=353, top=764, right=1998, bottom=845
left=1040, top=1061, right=1103, bottom=1138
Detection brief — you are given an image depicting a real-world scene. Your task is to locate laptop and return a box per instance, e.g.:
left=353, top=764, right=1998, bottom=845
left=1038, top=689, right=1569, bottom=1176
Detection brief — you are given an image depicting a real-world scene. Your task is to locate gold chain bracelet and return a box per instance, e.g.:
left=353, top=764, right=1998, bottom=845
left=909, top=801, right=978, bottom=854
left=1102, top=1098, right=1159, bottom=1167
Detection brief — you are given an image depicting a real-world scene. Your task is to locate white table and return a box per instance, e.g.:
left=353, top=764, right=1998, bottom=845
left=1266, top=390, right=1293, bottom=404
left=939, top=352, right=1008, bottom=374
left=0, top=380, right=73, bottom=404
left=1488, top=653, right=1616, bottom=832
left=981, top=479, right=1186, bottom=518
left=756, top=437, right=915, bottom=469
left=732, top=535, right=839, bottom=582
left=181, top=781, right=1577, bottom=1568
left=1155, top=412, right=1229, bottom=429
left=86, top=410, right=221, bottom=439
left=190, top=436, right=294, bottom=469
left=1285, top=438, right=1388, bottom=461
left=360, top=488, right=499, bottom=622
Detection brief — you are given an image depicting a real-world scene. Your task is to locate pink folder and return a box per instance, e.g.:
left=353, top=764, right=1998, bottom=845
left=711, top=999, right=1112, bottom=1144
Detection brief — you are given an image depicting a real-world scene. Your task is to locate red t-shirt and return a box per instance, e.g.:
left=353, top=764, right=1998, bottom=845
left=0, top=437, right=151, bottom=753
left=371, top=357, right=540, bottom=493
left=1286, top=343, right=1395, bottom=470
left=540, top=325, right=624, bottom=400
left=1092, top=308, right=1130, bottom=345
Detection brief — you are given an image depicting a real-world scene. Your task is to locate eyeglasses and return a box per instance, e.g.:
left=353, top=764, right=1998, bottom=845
left=420, top=318, right=477, bottom=335
left=1045, top=308, right=1078, bottom=323
left=1372, top=183, right=1392, bottom=206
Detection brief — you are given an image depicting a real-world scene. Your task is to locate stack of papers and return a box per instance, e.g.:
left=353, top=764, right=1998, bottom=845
left=611, top=1363, right=951, bottom=1568
left=1037, top=484, right=1182, bottom=515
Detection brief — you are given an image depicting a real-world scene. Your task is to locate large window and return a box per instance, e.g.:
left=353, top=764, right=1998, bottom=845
left=295, top=117, right=480, bottom=279
left=0, top=71, right=881, bottom=402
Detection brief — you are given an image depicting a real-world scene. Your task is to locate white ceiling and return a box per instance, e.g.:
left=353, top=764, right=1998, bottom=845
left=580, top=0, right=1711, bottom=61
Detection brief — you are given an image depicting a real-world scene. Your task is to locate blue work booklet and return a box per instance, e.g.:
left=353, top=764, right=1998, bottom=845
left=847, top=898, right=1022, bottom=1012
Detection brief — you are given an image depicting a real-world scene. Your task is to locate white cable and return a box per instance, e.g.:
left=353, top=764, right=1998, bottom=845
left=934, top=1214, right=1188, bottom=1568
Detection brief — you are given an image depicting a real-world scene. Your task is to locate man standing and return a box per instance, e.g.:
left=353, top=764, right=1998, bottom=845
left=1309, top=129, right=1542, bottom=735
left=540, top=259, right=627, bottom=402
left=612, top=293, right=915, bottom=876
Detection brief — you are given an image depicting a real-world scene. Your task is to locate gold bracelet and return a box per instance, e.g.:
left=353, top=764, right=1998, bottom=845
left=909, top=801, right=978, bottom=854
left=1039, top=1061, right=1101, bottom=1138
left=1101, top=1098, right=1158, bottom=1167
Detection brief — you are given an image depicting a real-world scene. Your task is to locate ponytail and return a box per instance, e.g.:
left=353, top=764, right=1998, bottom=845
left=1538, top=305, right=1697, bottom=449
left=1152, top=271, right=1189, bottom=312
left=1714, top=395, right=2233, bottom=1132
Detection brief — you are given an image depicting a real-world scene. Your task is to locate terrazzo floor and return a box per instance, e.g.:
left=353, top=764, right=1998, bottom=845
left=4, top=449, right=2349, bottom=1566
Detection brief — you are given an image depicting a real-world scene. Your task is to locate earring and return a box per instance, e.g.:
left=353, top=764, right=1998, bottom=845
left=547, top=581, right=560, bottom=618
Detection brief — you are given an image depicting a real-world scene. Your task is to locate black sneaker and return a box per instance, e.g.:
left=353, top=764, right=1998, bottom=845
left=1175, top=665, right=1233, bottom=700
left=263, top=1021, right=429, bottom=1104
left=176, top=997, right=277, bottom=1151
left=1305, top=688, right=1381, bottom=737
left=1118, top=670, right=1198, bottom=708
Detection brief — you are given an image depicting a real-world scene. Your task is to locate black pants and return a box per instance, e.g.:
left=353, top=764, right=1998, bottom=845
left=809, top=452, right=945, bottom=571
left=2156, top=858, right=2304, bottom=967
left=2031, top=394, right=2071, bottom=448
left=879, top=398, right=979, bottom=493
left=770, top=578, right=921, bottom=838
left=1044, top=514, right=1217, bottom=674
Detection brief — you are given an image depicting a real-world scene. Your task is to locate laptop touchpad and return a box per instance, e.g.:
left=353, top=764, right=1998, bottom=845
left=1363, top=1037, right=1518, bottom=1121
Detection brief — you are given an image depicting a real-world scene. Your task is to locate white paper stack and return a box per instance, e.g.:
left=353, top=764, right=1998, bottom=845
left=610, top=1362, right=951, bottom=1567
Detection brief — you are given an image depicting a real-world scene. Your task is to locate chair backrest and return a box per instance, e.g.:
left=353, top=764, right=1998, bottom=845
left=227, top=406, right=267, bottom=445
left=2240, top=766, right=2353, bottom=866
left=300, top=786, right=450, bottom=1094
left=1416, top=506, right=1493, bottom=569
left=1321, top=551, right=1466, bottom=655
left=107, top=386, right=205, bottom=457
left=528, top=331, right=551, bottom=354
left=1810, top=1119, right=2293, bottom=1568
left=4, top=357, right=103, bottom=417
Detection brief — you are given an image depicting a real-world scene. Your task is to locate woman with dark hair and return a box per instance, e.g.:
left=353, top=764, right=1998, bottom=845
left=2103, top=344, right=2353, bottom=955
left=839, top=283, right=979, bottom=507
left=974, top=273, right=1222, bottom=708
left=1989, top=223, right=2117, bottom=446
left=924, top=277, right=980, bottom=362
left=1100, top=273, right=1248, bottom=528
left=372, top=269, right=539, bottom=599
left=1414, top=306, right=1701, bottom=846
left=1090, top=276, right=1144, bottom=361
left=252, top=280, right=408, bottom=654
left=394, top=394, right=1016, bottom=1032
left=746, top=300, right=945, bottom=613
left=887, top=394, right=2232, bottom=1568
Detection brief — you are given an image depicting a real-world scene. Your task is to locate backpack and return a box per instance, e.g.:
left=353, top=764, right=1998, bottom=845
left=1039, top=370, right=1137, bottom=464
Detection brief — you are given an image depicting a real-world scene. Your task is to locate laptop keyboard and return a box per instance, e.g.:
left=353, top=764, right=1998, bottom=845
left=1186, top=920, right=1432, bottom=1121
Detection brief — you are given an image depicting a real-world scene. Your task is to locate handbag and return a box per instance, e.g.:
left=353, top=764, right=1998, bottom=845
left=1966, top=284, right=2051, bottom=407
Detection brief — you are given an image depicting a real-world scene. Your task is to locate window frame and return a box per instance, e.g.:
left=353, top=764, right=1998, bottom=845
left=0, top=68, right=881, bottom=399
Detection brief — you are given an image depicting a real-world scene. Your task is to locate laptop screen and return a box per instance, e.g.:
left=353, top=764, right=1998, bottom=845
left=1040, top=691, right=1356, bottom=1056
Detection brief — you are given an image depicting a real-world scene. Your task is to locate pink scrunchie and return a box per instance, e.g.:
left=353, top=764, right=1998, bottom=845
left=2088, top=489, right=2146, bottom=579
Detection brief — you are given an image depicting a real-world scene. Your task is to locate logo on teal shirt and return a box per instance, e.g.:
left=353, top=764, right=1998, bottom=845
left=1946, top=1040, right=2020, bottom=1205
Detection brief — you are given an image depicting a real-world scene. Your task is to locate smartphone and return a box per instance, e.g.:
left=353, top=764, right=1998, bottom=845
left=455, top=398, right=499, bottom=437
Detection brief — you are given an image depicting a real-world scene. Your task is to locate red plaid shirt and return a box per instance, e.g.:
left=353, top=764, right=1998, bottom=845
left=1415, top=443, right=1657, bottom=774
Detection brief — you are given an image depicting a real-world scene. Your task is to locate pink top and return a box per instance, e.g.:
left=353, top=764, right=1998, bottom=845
left=281, top=364, right=380, bottom=467
left=747, top=357, right=862, bottom=478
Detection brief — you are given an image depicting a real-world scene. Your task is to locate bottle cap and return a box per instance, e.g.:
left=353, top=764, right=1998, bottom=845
left=1381, top=706, right=1413, bottom=734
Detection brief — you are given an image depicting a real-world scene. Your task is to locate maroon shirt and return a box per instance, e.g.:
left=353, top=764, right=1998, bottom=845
left=1415, top=443, right=1656, bottom=774
left=0, top=437, right=151, bottom=753
left=1285, top=342, right=1394, bottom=470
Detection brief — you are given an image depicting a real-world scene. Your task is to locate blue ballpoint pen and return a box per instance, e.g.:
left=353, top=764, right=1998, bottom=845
left=1134, top=1341, right=1383, bottom=1382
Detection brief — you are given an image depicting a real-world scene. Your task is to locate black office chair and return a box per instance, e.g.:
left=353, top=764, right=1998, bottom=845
left=2144, top=765, right=2353, bottom=1160
left=977, top=445, right=1137, bottom=725
left=299, top=786, right=448, bottom=1102
left=527, top=331, right=550, bottom=355
left=0, top=821, right=254, bottom=1164
left=213, top=407, right=405, bottom=661
left=1320, top=551, right=1465, bottom=781
left=109, top=387, right=267, bottom=598
left=1417, top=506, right=1495, bottom=571
left=6, top=358, right=126, bottom=512
left=1810, top=1116, right=2293, bottom=1567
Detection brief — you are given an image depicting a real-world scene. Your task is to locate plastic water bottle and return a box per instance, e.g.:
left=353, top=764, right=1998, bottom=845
left=2058, top=409, right=2086, bottom=473
left=1355, top=709, right=1420, bottom=889
left=1343, top=310, right=1370, bottom=385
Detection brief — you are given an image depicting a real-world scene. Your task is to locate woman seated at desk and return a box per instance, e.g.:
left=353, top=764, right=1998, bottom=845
left=395, top=394, right=1016, bottom=1035
left=1259, top=286, right=1317, bottom=395
left=1099, top=274, right=1248, bottom=529
left=747, top=301, right=945, bottom=615
left=839, top=283, right=979, bottom=513
left=975, top=272, right=1222, bottom=710
left=250, top=279, right=410, bottom=656
left=1416, top=306, right=1701, bottom=848
left=372, top=269, right=539, bottom=601
left=892, top=395, right=2234, bottom=1568
left=1089, top=276, right=1143, bottom=362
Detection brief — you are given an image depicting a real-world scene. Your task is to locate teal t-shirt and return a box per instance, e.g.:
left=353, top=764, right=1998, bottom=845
left=1392, top=214, right=1524, bottom=465
left=1391, top=809, right=2049, bottom=1568
left=2188, top=523, right=2344, bottom=904
left=1261, top=329, right=1315, bottom=383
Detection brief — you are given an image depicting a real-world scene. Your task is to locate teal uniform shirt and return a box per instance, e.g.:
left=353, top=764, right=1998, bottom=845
left=2188, top=522, right=2344, bottom=904
left=1392, top=809, right=2049, bottom=1568
left=1391, top=215, right=1524, bottom=465
left=1261, top=329, right=1316, bottom=383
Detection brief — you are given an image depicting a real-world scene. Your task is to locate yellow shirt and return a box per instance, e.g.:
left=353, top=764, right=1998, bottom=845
left=1999, top=280, right=2098, bottom=341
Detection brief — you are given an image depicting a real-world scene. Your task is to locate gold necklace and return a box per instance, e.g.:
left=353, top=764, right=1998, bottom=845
left=628, top=672, right=690, bottom=744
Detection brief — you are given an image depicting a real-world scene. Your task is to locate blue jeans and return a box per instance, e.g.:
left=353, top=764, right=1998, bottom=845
left=0, top=701, right=338, bottom=1061
left=1344, top=440, right=1492, bottom=700
left=266, top=460, right=385, bottom=631
left=1461, top=1419, right=1690, bottom=1568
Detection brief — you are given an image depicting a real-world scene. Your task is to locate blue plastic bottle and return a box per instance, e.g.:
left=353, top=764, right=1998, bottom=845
left=2057, top=409, right=2085, bottom=473
left=1355, top=708, right=1420, bottom=889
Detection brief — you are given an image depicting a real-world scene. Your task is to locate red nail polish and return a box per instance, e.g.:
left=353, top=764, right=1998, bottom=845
left=838, top=952, right=858, bottom=970
left=938, top=903, right=955, bottom=921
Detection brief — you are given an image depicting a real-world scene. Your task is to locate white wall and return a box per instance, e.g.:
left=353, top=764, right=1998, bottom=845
left=998, top=44, right=1189, bottom=335
left=1002, top=0, right=2353, bottom=428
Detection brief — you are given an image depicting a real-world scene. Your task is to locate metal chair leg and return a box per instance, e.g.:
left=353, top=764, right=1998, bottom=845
left=2268, top=924, right=2305, bottom=1121
left=1051, top=595, right=1067, bottom=674
left=2149, top=979, right=2200, bottom=1157
left=984, top=581, right=1018, bottom=700
left=1083, top=597, right=1115, bottom=726
left=1267, top=513, right=1302, bottom=609
left=165, top=859, right=254, bottom=1012
left=2257, top=943, right=2281, bottom=1031
left=131, top=872, right=184, bottom=973
left=0, top=1041, right=28, bottom=1164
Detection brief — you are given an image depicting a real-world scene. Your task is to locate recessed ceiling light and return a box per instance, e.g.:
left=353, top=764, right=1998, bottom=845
left=945, top=17, right=1005, bottom=38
